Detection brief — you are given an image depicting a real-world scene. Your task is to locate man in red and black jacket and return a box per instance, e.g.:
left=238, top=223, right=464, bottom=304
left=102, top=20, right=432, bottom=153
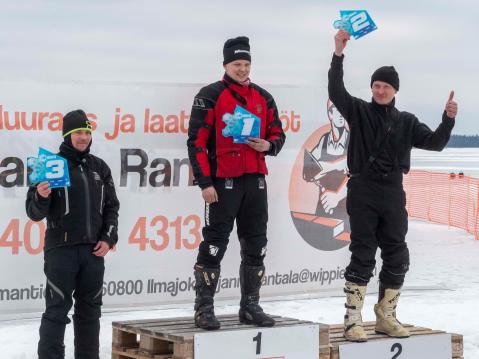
left=187, top=36, right=285, bottom=330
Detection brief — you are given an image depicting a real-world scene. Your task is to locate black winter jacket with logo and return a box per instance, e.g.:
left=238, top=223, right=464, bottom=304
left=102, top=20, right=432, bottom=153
left=328, top=54, right=455, bottom=175
left=26, top=143, right=120, bottom=251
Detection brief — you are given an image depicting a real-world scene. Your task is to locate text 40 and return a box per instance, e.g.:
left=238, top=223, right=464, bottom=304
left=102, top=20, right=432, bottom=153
left=0, top=219, right=45, bottom=255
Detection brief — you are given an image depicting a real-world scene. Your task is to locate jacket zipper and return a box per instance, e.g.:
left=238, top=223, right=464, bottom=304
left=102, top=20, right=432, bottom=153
left=99, top=185, right=104, bottom=215
left=79, top=165, right=92, bottom=240
left=64, top=187, right=70, bottom=215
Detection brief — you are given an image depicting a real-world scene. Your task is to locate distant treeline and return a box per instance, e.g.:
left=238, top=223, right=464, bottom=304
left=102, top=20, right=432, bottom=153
left=447, top=135, right=479, bottom=148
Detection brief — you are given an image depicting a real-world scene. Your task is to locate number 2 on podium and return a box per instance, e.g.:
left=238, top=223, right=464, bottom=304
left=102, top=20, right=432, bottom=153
left=391, top=342, right=402, bottom=359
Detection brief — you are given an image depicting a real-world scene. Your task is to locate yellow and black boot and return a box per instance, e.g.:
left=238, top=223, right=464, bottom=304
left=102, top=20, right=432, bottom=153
left=194, top=264, right=221, bottom=330
left=374, top=286, right=410, bottom=338
left=343, top=281, right=368, bottom=342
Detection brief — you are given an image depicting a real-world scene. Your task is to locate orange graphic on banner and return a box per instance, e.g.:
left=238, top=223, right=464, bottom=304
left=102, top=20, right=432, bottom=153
left=288, top=99, right=350, bottom=251
left=289, top=124, right=350, bottom=251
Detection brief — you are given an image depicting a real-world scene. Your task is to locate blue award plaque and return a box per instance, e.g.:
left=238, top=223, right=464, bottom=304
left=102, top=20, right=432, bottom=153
left=334, top=10, right=377, bottom=39
left=222, top=105, right=261, bottom=144
left=27, top=148, right=70, bottom=188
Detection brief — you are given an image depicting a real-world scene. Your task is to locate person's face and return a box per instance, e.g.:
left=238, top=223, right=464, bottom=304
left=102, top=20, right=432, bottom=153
left=223, top=60, right=251, bottom=83
left=71, top=130, right=92, bottom=152
left=371, top=81, right=397, bottom=105
left=328, top=105, right=345, bottom=128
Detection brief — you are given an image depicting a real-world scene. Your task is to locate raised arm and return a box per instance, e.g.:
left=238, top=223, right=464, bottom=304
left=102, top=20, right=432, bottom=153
left=413, top=91, right=457, bottom=151
left=328, top=30, right=358, bottom=124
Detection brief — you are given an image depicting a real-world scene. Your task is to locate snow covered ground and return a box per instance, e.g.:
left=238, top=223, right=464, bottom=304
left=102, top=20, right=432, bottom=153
left=1, top=220, right=477, bottom=358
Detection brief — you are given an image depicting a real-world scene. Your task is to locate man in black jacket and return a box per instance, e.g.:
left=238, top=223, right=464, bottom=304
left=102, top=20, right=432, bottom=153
left=26, top=109, right=120, bottom=359
left=329, top=30, right=457, bottom=342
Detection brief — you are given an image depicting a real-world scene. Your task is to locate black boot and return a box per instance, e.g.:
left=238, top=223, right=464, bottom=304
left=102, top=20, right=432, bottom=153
left=194, top=264, right=221, bottom=330
left=239, top=264, right=275, bottom=327
left=73, top=317, right=100, bottom=359
left=38, top=316, right=66, bottom=359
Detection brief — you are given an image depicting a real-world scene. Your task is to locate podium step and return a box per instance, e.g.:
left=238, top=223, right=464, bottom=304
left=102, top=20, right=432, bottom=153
left=328, top=321, right=463, bottom=359
left=112, top=314, right=330, bottom=359
left=112, top=316, right=463, bottom=359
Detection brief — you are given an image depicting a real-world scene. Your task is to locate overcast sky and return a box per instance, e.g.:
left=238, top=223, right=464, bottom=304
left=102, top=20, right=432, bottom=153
left=0, top=0, right=476, bottom=133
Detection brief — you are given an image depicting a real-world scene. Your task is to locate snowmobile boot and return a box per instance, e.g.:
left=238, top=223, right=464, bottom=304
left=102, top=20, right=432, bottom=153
left=194, top=264, right=221, bottom=330
left=343, top=281, right=368, bottom=342
left=239, top=264, right=275, bottom=327
left=374, top=287, right=410, bottom=338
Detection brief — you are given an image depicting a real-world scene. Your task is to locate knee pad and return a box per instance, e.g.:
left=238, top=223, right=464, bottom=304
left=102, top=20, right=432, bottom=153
left=379, top=263, right=409, bottom=287
left=240, top=238, right=267, bottom=266
left=197, top=240, right=227, bottom=267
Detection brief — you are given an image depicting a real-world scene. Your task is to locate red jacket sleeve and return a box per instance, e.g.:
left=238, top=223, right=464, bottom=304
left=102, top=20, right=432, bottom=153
left=187, top=87, right=216, bottom=189
left=264, top=93, right=286, bottom=156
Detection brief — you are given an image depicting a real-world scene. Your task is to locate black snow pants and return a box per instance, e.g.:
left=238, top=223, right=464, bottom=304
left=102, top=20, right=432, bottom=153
left=197, top=174, right=268, bottom=268
left=344, top=172, right=409, bottom=288
left=38, top=244, right=104, bottom=359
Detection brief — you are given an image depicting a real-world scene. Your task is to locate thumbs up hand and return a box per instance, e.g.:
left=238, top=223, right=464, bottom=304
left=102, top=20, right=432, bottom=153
left=445, top=90, right=458, bottom=119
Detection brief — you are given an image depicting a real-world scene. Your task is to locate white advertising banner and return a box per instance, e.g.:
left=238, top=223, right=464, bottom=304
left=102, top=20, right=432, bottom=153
left=0, top=80, right=374, bottom=315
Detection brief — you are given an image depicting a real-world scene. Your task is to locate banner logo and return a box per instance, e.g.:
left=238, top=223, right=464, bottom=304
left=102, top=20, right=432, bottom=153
left=289, top=100, right=351, bottom=251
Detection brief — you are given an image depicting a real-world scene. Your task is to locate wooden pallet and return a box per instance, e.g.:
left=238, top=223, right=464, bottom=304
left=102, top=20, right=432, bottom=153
left=328, top=321, right=464, bottom=359
left=112, top=314, right=330, bottom=359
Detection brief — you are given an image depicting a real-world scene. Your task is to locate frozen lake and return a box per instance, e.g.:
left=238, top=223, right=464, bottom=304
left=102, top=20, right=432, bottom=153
left=411, top=147, right=479, bottom=177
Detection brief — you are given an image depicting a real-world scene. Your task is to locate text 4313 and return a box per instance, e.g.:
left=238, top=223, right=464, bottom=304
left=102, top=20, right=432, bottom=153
left=129, top=214, right=201, bottom=251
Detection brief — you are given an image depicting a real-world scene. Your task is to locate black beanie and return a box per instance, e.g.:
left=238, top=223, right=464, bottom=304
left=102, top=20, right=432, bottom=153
left=223, top=36, right=251, bottom=65
left=62, top=109, right=92, bottom=137
left=370, top=66, right=400, bottom=91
